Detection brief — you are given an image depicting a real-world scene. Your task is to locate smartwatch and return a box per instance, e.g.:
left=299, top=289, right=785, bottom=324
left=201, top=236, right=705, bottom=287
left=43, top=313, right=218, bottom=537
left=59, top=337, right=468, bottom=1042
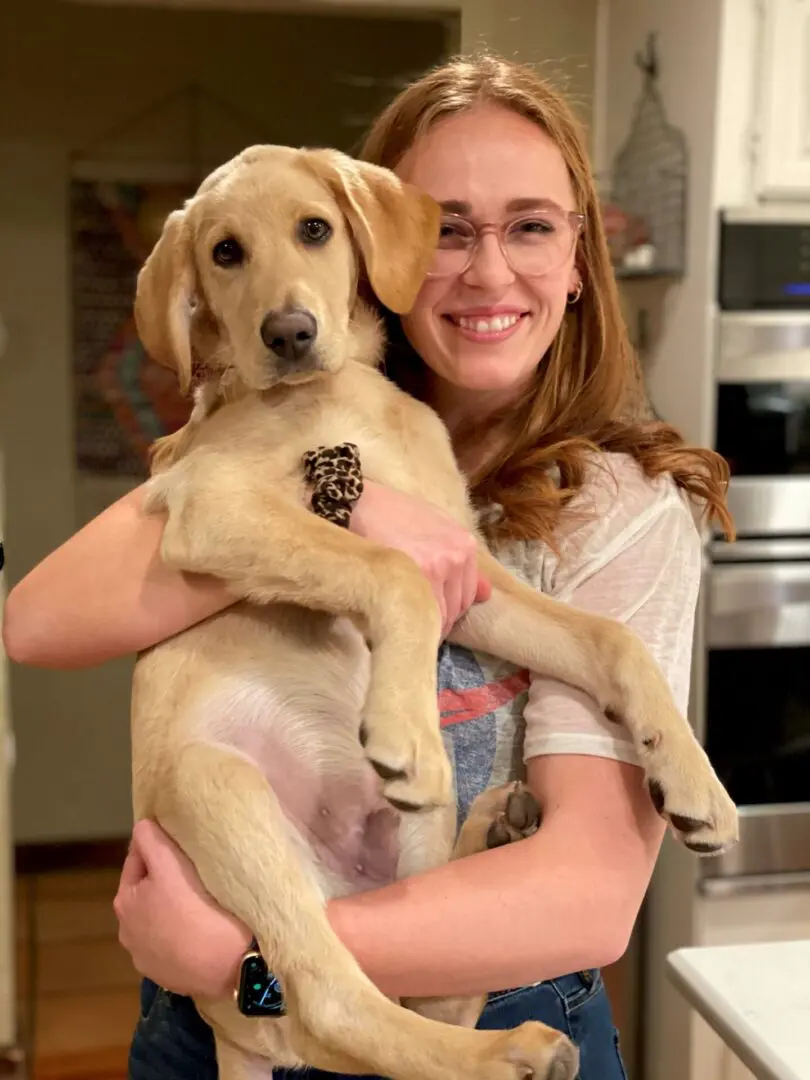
left=235, top=938, right=286, bottom=1017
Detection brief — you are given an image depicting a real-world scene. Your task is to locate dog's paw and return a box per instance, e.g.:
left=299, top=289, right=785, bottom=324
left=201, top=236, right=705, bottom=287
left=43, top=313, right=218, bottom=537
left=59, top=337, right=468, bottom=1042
left=642, top=735, right=738, bottom=855
left=478, top=1024, right=579, bottom=1080
left=485, top=783, right=542, bottom=849
left=359, top=720, right=453, bottom=812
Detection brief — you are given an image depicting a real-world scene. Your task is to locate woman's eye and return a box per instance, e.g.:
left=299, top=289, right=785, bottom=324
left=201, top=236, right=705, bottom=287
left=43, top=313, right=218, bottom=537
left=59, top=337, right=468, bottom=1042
left=438, top=220, right=474, bottom=247
left=212, top=237, right=245, bottom=267
left=298, top=218, right=332, bottom=245
left=519, top=217, right=555, bottom=234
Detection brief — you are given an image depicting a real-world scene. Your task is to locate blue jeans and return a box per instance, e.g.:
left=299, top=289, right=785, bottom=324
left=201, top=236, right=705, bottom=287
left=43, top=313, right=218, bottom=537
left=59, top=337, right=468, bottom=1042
left=129, top=972, right=628, bottom=1079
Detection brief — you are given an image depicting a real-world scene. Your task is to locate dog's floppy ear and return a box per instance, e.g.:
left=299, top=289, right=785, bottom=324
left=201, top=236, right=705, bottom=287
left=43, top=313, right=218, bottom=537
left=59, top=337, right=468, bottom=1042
left=304, top=149, right=440, bottom=314
left=134, top=208, right=196, bottom=394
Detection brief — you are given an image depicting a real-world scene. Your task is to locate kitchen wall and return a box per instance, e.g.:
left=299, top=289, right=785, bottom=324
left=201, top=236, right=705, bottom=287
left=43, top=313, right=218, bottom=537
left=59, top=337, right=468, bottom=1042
left=0, top=0, right=450, bottom=844
left=1, top=0, right=600, bottom=844
left=601, top=0, right=726, bottom=448
left=460, top=0, right=598, bottom=135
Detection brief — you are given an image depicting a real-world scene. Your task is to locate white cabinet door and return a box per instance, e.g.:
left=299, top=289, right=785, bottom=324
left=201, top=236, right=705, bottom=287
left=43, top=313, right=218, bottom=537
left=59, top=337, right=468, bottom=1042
left=756, top=0, right=810, bottom=199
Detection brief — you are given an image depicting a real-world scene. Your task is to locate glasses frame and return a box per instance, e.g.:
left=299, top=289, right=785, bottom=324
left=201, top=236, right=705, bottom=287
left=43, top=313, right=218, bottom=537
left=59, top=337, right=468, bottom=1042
left=426, top=208, right=586, bottom=279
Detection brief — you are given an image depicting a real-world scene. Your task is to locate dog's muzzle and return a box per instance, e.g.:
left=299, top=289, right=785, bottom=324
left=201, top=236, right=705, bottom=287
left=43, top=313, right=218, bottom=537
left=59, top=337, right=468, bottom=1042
left=260, top=308, right=320, bottom=373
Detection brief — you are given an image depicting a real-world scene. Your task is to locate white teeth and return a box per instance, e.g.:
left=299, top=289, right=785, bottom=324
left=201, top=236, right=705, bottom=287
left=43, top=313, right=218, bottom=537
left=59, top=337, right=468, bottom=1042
left=457, top=314, right=520, bottom=333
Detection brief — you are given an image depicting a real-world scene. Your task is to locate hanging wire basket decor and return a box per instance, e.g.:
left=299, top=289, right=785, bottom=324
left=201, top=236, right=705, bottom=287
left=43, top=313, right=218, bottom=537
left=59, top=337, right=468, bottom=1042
left=602, top=33, right=688, bottom=280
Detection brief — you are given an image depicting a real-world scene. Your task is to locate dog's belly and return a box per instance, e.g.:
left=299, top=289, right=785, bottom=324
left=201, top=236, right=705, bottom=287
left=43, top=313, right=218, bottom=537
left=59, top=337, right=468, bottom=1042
left=225, top=715, right=400, bottom=893
left=189, top=611, right=401, bottom=895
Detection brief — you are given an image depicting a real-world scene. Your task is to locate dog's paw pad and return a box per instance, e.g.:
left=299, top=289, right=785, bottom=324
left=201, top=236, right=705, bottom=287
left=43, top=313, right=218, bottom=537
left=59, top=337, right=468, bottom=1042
left=387, top=796, right=427, bottom=814
left=669, top=813, right=708, bottom=835
left=648, top=779, right=666, bottom=815
left=486, top=784, right=542, bottom=849
left=645, top=775, right=737, bottom=856
left=361, top=728, right=452, bottom=812
left=505, top=786, right=541, bottom=832
left=369, top=758, right=408, bottom=783
left=685, top=840, right=727, bottom=855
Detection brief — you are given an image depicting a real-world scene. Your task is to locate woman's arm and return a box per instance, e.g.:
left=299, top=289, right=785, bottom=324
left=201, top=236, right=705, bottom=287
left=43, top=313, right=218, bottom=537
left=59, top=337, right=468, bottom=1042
left=115, top=754, right=662, bottom=1000
left=116, top=753, right=663, bottom=999
left=2, top=485, right=233, bottom=669
left=328, top=753, right=663, bottom=998
left=3, top=481, right=487, bottom=670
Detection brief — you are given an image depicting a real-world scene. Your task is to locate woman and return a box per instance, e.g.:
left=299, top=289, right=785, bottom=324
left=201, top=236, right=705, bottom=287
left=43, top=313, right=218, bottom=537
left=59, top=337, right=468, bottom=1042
left=3, top=54, right=731, bottom=1079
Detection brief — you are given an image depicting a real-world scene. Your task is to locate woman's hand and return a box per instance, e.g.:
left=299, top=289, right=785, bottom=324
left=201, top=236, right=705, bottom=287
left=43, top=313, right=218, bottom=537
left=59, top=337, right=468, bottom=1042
left=351, top=481, right=491, bottom=638
left=113, top=819, right=252, bottom=999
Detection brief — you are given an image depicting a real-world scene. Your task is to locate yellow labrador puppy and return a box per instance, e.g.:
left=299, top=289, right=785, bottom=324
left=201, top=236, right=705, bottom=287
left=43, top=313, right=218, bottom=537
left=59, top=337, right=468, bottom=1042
left=131, top=145, right=737, bottom=1080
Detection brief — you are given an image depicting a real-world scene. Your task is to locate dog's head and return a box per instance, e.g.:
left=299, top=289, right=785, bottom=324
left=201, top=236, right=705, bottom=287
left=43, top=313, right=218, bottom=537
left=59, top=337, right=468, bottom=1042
left=134, top=145, right=440, bottom=393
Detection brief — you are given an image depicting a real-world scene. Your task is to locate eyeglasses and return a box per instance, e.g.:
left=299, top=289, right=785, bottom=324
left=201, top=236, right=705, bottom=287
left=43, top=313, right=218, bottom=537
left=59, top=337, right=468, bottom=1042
left=427, top=208, right=585, bottom=279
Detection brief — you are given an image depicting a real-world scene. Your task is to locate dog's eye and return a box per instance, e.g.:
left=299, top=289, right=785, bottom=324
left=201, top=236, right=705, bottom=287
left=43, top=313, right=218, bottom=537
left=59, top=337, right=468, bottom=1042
left=298, top=218, right=332, bottom=245
left=212, top=237, right=244, bottom=267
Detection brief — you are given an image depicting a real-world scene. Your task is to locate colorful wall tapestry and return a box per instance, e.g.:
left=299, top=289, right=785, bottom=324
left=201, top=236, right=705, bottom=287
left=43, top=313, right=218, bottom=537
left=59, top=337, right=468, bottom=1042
left=71, top=179, right=193, bottom=476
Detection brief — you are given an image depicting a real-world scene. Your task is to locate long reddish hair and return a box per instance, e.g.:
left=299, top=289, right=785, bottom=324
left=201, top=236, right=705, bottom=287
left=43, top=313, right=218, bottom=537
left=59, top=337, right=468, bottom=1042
left=359, top=54, right=733, bottom=545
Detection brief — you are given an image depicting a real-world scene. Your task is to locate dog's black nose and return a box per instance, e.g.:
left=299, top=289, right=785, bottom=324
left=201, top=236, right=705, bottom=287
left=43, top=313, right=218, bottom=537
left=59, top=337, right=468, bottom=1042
left=260, top=309, right=318, bottom=363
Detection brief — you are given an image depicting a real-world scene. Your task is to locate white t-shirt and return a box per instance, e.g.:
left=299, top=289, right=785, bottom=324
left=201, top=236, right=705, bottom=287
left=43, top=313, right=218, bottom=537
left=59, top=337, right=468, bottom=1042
left=438, top=452, right=703, bottom=821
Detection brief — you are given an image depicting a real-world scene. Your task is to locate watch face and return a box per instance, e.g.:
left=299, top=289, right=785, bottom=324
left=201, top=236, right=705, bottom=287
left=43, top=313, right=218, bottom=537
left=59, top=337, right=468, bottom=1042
left=237, top=953, right=286, bottom=1017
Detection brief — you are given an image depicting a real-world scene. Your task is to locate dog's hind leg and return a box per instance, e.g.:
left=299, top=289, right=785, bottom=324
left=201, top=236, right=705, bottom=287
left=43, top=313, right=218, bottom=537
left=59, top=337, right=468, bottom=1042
left=449, top=551, right=738, bottom=856
left=215, top=1040, right=274, bottom=1080
left=214, top=1033, right=370, bottom=1080
left=159, top=741, right=578, bottom=1080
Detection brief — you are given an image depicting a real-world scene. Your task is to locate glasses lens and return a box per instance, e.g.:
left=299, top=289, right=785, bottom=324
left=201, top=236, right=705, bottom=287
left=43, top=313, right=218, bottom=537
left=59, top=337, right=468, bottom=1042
left=429, top=216, right=477, bottom=276
left=504, top=212, right=576, bottom=276
left=427, top=211, right=579, bottom=277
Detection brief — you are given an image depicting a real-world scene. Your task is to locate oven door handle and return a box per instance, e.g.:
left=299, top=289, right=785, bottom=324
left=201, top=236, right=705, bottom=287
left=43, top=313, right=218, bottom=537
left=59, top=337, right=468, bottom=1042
left=708, top=560, right=810, bottom=647
left=711, top=537, right=810, bottom=562
left=699, top=871, right=810, bottom=896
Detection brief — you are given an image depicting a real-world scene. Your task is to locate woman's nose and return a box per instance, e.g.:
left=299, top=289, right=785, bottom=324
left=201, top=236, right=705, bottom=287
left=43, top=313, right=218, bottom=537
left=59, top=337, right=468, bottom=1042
left=462, top=231, right=515, bottom=289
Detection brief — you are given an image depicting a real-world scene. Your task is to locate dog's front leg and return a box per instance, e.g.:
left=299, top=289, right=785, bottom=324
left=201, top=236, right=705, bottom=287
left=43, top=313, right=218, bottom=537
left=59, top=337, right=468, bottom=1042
left=161, top=742, right=578, bottom=1080
left=146, top=460, right=450, bottom=810
left=449, top=551, right=738, bottom=855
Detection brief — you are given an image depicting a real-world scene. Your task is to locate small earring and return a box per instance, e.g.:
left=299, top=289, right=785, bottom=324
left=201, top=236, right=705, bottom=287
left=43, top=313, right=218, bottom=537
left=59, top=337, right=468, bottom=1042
left=567, top=280, right=583, bottom=305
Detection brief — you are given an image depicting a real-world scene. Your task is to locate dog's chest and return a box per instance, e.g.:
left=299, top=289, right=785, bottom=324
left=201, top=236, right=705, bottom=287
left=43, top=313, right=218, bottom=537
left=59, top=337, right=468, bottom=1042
left=237, top=373, right=427, bottom=483
left=252, top=409, right=404, bottom=499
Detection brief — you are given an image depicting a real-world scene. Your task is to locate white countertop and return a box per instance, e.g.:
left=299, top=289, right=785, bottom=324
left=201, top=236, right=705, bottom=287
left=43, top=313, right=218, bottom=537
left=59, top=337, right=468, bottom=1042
left=667, top=940, right=810, bottom=1080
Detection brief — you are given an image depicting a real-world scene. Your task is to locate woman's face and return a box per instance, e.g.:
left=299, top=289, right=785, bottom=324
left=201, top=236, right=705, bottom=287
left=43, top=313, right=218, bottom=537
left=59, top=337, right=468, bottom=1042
left=395, top=104, right=581, bottom=422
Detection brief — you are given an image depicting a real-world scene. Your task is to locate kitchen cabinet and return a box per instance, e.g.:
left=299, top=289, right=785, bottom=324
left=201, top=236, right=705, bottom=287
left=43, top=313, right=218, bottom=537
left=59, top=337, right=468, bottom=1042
left=689, top=882, right=810, bottom=1080
left=755, top=0, right=810, bottom=199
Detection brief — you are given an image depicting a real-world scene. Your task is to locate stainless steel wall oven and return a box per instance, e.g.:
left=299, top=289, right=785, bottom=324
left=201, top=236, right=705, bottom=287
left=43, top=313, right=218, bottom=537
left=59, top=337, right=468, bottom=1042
left=705, top=208, right=810, bottom=887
